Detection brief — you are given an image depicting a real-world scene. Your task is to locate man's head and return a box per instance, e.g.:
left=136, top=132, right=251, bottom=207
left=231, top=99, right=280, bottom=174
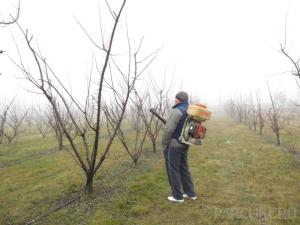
left=175, top=91, right=189, bottom=105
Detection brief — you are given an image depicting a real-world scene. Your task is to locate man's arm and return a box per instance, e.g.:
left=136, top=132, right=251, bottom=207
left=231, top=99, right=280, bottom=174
left=161, top=108, right=182, bottom=148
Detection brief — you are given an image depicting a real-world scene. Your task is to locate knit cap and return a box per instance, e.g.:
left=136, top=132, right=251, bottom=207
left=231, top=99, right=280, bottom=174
left=175, top=91, right=189, bottom=102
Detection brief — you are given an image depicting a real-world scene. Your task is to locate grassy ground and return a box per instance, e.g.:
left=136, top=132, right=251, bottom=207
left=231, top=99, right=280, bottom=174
left=260, top=125, right=300, bottom=161
left=0, top=117, right=300, bottom=225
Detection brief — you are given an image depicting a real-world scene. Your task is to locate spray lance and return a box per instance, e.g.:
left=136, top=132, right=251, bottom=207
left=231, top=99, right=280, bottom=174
left=149, top=108, right=166, bottom=124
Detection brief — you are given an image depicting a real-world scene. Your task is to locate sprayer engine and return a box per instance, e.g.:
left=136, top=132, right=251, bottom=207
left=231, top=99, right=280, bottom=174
left=179, top=104, right=211, bottom=146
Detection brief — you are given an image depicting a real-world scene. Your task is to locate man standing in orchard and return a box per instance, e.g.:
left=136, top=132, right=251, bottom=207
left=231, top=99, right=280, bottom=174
left=162, top=91, right=197, bottom=203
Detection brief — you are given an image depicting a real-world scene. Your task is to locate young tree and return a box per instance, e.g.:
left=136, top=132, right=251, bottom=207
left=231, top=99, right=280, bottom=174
left=32, top=106, right=50, bottom=139
left=24, top=107, right=34, bottom=134
left=146, top=74, right=172, bottom=152
left=103, top=35, right=159, bottom=165
left=3, top=105, right=28, bottom=145
left=224, top=98, right=237, bottom=119
left=247, top=93, right=258, bottom=131
left=115, top=92, right=151, bottom=166
left=46, top=105, right=66, bottom=150
left=255, top=90, right=264, bottom=135
left=266, top=82, right=285, bottom=146
left=0, top=98, right=15, bottom=144
left=9, top=0, right=128, bottom=193
left=279, top=19, right=300, bottom=94
left=228, top=96, right=250, bottom=124
left=280, top=42, right=300, bottom=89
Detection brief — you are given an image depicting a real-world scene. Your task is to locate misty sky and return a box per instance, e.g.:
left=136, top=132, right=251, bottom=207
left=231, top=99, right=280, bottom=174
left=1, top=0, right=300, bottom=106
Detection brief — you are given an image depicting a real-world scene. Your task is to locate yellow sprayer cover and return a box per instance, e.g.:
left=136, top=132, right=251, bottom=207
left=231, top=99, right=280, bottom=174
left=187, top=104, right=212, bottom=120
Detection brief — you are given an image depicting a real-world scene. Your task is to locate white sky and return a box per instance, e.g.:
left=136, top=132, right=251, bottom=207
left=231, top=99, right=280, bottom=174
left=1, top=0, right=300, bottom=106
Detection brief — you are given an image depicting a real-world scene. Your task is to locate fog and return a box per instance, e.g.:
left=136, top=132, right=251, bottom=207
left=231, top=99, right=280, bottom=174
left=1, top=0, right=300, bottom=107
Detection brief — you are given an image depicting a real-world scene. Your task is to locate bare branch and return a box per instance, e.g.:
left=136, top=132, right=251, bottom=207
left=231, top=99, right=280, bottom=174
left=74, top=17, right=106, bottom=52
left=0, top=0, right=20, bottom=25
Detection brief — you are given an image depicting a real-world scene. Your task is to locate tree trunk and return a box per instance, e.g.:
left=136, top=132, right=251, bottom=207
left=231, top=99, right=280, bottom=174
left=259, top=123, right=263, bottom=135
left=58, top=140, right=63, bottom=150
left=85, top=174, right=94, bottom=194
left=133, top=158, right=138, bottom=167
left=253, top=121, right=257, bottom=132
left=275, top=131, right=281, bottom=146
left=152, top=138, right=157, bottom=153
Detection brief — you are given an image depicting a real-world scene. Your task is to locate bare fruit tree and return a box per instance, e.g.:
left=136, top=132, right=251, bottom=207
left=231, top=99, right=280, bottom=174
left=224, top=98, right=237, bottom=119
left=46, top=105, right=67, bottom=150
left=24, top=107, right=34, bottom=134
left=247, top=93, right=258, bottom=131
left=255, top=90, right=264, bottom=135
left=114, top=91, right=152, bottom=166
left=224, top=93, right=265, bottom=135
left=245, top=91, right=265, bottom=134
left=224, top=96, right=250, bottom=124
left=146, top=75, right=172, bottom=152
left=103, top=34, right=159, bottom=165
left=32, top=106, right=51, bottom=139
left=280, top=107, right=299, bottom=134
left=266, top=82, right=285, bottom=146
left=279, top=18, right=300, bottom=95
left=3, top=104, right=28, bottom=145
left=9, top=0, right=129, bottom=193
left=280, top=44, right=300, bottom=90
left=0, top=98, right=15, bottom=144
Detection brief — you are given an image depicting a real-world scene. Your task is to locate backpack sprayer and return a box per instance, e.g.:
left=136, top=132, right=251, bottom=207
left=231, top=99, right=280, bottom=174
left=150, top=104, right=212, bottom=146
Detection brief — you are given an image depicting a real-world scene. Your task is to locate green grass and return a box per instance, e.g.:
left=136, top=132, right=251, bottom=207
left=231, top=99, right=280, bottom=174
left=0, top=117, right=300, bottom=225
left=259, top=123, right=300, bottom=155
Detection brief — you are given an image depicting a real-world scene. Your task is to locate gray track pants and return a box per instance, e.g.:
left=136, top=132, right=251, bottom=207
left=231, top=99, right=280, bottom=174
left=163, top=146, right=196, bottom=200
